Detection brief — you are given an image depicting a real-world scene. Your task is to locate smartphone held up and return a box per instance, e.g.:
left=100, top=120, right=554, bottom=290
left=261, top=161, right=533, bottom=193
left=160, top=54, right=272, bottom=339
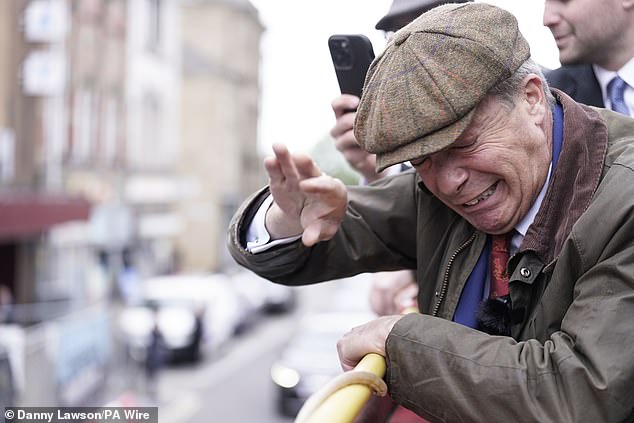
left=328, top=34, right=375, bottom=99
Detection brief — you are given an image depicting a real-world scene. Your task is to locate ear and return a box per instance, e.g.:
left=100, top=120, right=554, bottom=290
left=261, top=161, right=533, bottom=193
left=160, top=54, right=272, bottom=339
left=522, top=74, right=548, bottom=124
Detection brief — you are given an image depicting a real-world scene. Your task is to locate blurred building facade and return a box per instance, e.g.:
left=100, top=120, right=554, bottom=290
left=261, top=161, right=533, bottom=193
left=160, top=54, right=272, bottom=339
left=0, top=0, right=263, bottom=408
left=122, top=0, right=182, bottom=277
left=0, top=0, right=181, bottom=408
left=0, top=0, right=93, bottom=310
left=0, top=0, right=124, bottom=408
left=177, top=0, right=264, bottom=273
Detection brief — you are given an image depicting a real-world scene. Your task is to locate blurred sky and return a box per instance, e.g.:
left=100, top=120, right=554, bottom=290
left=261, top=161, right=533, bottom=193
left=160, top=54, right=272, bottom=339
left=249, top=0, right=561, bottom=155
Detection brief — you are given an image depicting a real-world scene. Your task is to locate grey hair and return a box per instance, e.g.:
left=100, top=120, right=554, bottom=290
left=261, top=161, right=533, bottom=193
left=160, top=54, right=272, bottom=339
left=487, top=58, right=556, bottom=109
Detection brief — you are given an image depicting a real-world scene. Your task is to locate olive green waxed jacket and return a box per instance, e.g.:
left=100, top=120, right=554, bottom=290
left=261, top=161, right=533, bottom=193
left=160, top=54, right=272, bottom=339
left=227, top=91, right=634, bottom=422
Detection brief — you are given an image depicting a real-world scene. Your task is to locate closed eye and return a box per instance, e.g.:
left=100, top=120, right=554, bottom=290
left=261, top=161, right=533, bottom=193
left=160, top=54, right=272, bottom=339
left=410, top=156, right=428, bottom=167
left=454, top=140, right=476, bottom=150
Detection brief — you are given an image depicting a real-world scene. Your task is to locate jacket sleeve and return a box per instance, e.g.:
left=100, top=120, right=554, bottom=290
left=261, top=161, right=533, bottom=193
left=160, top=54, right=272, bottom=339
left=384, top=162, right=634, bottom=423
left=226, top=171, right=425, bottom=285
left=386, top=286, right=634, bottom=423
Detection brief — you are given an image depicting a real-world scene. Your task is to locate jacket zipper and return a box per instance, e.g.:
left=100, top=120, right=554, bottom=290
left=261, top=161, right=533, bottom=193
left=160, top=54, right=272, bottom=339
left=431, top=232, right=477, bottom=317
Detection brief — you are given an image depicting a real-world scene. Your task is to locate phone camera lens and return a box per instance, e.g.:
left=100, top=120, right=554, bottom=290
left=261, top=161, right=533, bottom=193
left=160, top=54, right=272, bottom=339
left=330, top=37, right=355, bottom=69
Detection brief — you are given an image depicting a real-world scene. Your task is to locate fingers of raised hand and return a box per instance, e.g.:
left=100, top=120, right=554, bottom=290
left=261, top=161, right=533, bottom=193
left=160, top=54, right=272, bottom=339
left=299, top=173, right=344, bottom=195
left=294, top=153, right=322, bottom=180
left=298, top=175, right=347, bottom=246
left=266, top=146, right=321, bottom=193
left=270, top=143, right=301, bottom=184
left=263, top=155, right=284, bottom=185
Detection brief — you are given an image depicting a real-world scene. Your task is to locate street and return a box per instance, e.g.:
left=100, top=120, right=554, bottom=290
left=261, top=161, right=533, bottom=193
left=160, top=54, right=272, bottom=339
left=153, top=279, right=367, bottom=423
left=157, top=311, right=297, bottom=423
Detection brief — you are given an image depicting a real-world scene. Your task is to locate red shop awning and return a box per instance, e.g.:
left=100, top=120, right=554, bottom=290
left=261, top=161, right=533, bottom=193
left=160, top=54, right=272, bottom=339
left=0, top=193, right=91, bottom=240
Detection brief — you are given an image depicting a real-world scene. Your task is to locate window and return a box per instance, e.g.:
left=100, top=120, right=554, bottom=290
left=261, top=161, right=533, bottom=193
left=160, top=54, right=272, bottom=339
left=101, top=96, right=119, bottom=164
left=71, top=89, right=95, bottom=163
left=0, top=129, right=15, bottom=183
left=145, top=0, right=161, bottom=52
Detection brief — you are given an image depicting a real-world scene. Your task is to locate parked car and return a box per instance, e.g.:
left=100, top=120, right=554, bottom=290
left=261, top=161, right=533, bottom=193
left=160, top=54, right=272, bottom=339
left=119, top=303, right=201, bottom=363
left=230, top=270, right=298, bottom=314
left=270, top=311, right=376, bottom=417
left=0, top=345, right=14, bottom=410
left=118, top=273, right=258, bottom=363
left=142, top=274, right=258, bottom=341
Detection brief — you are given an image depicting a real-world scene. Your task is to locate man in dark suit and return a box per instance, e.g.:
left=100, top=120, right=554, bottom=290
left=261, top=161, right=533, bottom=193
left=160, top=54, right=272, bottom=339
left=543, top=0, right=633, bottom=116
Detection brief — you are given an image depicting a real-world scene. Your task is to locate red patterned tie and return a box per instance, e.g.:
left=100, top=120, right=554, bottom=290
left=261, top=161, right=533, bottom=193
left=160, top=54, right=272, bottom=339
left=489, top=233, right=511, bottom=298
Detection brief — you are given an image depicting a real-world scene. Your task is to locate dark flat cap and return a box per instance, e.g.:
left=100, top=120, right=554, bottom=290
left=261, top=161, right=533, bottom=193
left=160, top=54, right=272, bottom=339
left=355, top=3, right=530, bottom=172
left=375, top=0, right=472, bottom=32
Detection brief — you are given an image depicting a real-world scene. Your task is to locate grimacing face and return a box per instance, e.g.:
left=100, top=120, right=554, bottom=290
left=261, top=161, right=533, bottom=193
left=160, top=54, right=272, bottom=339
left=411, top=80, right=552, bottom=235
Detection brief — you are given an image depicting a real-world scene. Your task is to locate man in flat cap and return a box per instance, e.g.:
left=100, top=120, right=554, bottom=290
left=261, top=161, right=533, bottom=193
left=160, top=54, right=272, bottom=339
left=228, top=3, right=634, bottom=421
left=331, top=0, right=472, bottom=330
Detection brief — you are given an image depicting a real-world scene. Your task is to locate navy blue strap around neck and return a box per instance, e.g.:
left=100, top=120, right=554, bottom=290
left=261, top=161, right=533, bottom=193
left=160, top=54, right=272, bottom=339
left=453, top=237, right=490, bottom=328
left=552, top=101, right=564, bottom=169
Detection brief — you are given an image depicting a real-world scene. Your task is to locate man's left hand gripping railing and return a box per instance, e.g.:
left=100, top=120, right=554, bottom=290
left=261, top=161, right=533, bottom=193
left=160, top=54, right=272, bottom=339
left=294, top=307, right=418, bottom=423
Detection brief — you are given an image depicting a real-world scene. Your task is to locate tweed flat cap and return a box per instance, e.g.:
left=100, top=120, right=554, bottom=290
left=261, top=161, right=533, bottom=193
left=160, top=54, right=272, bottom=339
left=375, top=0, right=472, bottom=32
left=355, top=3, right=531, bottom=172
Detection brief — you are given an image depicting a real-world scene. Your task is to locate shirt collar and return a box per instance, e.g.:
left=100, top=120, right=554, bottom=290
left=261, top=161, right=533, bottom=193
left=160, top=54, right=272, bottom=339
left=592, top=57, right=634, bottom=112
left=515, top=162, right=552, bottom=239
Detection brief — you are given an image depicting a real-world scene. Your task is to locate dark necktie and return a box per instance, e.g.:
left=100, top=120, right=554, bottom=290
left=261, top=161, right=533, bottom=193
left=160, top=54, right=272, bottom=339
left=489, top=233, right=511, bottom=298
left=607, top=76, right=630, bottom=116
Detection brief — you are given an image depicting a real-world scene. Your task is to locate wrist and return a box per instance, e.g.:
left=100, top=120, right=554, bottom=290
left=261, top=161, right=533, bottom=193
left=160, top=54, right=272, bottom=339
left=265, top=203, right=303, bottom=240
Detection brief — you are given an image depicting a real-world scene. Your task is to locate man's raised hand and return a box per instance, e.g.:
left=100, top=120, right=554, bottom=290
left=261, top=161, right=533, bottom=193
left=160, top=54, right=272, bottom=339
left=264, top=144, right=347, bottom=247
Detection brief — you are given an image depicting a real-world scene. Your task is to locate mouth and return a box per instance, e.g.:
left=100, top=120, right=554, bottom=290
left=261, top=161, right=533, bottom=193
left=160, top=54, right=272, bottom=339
left=553, top=34, right=570, bottom=48
left=463, top=181, right=499, bottom=208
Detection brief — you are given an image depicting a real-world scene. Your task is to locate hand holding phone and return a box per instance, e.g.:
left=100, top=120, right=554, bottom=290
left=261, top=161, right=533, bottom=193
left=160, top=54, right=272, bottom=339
left=328, top=34, right=375, bottom=99
left=328, top=34, right=382, bottom=182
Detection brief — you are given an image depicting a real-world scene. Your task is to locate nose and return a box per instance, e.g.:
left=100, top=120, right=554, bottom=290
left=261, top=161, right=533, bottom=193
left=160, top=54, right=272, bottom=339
left=432, top=153, right=468, bottom=197
left=543, top=1, right=560, bottom=28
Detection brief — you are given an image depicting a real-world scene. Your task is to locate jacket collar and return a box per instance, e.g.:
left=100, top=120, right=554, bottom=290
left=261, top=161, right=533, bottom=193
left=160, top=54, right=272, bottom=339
left=516, top=89, right=609, bottom=265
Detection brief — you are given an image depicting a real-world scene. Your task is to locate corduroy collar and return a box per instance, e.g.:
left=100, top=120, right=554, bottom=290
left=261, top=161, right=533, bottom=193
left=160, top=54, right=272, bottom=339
left=516, top=89, right=609, bottom=265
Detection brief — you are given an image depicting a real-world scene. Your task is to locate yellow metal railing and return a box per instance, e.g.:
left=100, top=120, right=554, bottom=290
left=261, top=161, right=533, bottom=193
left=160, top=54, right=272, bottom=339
left=295, top=308, right=417, bottom=423
left=295, top=353, right=386, bottom=423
